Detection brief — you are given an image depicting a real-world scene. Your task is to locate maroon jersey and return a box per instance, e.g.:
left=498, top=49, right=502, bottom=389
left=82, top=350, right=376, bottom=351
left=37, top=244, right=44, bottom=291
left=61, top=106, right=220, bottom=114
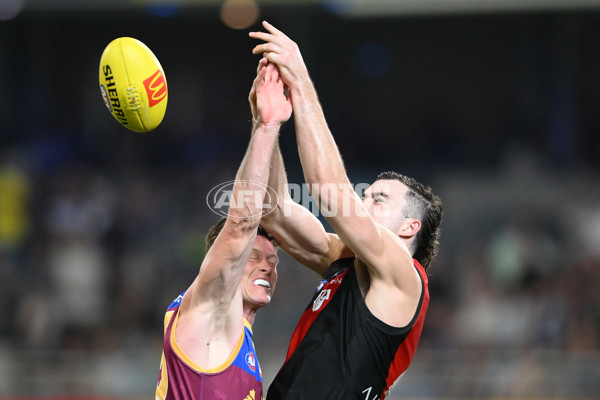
left=267, top=258, right=429, bottom=400
left=156, top=293, right=263, bottom=400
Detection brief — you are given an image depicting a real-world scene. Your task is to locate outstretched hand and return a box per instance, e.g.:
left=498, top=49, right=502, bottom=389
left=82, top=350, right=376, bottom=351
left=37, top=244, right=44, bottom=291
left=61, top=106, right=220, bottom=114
left=248, top=57, right=267, bottom=123
left=251, top=61, right=292, bottom=126
left=249, top=21, right=310, bottom=96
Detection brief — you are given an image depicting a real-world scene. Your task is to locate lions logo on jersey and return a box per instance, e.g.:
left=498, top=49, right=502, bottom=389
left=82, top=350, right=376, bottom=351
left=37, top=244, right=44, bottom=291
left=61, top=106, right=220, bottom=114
left=245, top=352, right=257, bottom=372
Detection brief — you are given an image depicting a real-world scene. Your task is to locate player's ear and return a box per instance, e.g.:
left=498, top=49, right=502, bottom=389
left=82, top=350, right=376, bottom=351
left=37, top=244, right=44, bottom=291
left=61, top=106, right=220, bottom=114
left=399, top=218, right=421, bottom=239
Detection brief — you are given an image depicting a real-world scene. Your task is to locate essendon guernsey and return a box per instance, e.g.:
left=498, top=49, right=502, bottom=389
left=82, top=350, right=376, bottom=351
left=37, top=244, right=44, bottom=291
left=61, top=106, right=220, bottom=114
left=267, top=257, right=429, bottom=400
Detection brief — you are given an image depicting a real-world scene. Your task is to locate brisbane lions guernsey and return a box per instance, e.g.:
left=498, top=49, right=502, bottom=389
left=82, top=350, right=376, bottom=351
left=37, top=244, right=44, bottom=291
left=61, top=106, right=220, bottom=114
left=267, top=257, right=429, bottom=400
left=156, top=292, right=263, bottom=400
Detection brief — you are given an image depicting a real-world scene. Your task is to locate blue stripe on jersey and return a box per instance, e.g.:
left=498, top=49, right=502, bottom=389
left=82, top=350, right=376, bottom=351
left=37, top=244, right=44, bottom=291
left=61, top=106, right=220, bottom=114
left=167, top=291, right=185, bottom=311
left=231, top=323, right=263, bottom=382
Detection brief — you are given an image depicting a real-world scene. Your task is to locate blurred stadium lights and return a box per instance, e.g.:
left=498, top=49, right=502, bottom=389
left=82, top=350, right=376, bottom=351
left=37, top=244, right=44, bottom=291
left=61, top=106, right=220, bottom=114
left=0, top=0, right=24, bottom=20
left=19, top=0, right=600, bottom=14
left=330, top=0, right=600, bottom=17
left=21, top=0, right=317, bottom=11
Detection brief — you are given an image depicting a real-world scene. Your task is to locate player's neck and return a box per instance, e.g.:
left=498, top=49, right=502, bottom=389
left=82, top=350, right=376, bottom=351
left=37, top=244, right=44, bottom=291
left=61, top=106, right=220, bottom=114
left=243, top=305, right=258, bottom=326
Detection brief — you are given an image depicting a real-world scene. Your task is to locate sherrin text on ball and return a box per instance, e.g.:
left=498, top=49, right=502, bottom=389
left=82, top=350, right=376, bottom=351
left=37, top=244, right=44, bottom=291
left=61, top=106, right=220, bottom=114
left=99, top=37, right=168, bottom=132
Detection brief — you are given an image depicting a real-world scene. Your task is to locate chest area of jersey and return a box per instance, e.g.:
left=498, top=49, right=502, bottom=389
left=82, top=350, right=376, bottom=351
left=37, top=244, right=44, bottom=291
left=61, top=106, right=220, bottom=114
left=311, top=268, right=348, bottom=313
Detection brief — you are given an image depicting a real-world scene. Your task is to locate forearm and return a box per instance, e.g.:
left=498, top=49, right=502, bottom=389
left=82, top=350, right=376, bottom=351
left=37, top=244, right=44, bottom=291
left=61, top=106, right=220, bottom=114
left=261, top=140, right=292, bottom=230
left=268, top=140, right=290, bottom=202
left=230, top=122, right=280, bottom=224
left=291, top=82, right=349, bottom=207
left=261, top=137, right=342, bottom=274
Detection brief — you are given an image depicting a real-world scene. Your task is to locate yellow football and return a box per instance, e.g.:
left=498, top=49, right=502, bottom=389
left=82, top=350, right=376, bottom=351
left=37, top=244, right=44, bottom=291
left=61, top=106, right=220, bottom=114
left=99, top=37, right=168, bottom=132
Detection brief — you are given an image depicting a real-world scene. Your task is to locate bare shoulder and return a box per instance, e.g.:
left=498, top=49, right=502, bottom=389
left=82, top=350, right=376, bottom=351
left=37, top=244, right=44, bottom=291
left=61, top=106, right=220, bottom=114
left=173, top=278, right=245, bottom=370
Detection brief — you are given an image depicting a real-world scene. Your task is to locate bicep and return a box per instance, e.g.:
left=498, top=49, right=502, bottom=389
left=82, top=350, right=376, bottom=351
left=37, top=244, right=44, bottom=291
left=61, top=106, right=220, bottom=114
left=262, top=200, right=343, bottom=276
left=188, top=220, right=258, bottom=308
left=323, top=189, right=413, bottom=283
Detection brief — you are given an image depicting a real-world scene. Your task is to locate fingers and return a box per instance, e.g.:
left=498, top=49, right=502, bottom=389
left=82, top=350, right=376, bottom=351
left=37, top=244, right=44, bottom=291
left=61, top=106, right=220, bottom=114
left=257, top=62, right=268, bottom=80
left=263, top=62, right=273, bottom=82
left=258, top=63, right=278, bottom=87
left=264, top=62, right=281, bottom=85
left=251, top=44, right=263, bottom=56
left=257, top=62, right=285, bottom=96
left=249, top=31, right=275, bottom=45
left=262, top=20, right=289, bottom=39
left=250, top=23, right=298, bottom=71
left=256, top=57, right=268, bottom=74
left=269, top=63, right=277, bottom=81
left=248, top=20, right=286, bottom=37
left=249, top=21, right=290, bottom=50
left=251, top=21, right=303, bottom=92
left=251, top=42, right=277, bottom=56
left=248, top=29, right=276, bottom=41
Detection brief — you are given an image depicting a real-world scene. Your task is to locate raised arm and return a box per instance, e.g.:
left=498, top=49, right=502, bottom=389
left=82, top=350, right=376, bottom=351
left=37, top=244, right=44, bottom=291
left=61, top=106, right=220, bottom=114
left=249, top=58, right=348, bottom=276
left=264, top=140, right=349, bottom=276
left=181, top=62, right=291, bottom=324
left=250, top=22, right=422, bottom=327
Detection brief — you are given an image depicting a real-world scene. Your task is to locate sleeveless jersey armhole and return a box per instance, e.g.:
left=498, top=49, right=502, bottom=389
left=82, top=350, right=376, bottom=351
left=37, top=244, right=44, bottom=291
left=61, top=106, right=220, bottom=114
left=354, top=262, right=426, bottom=334
left=169, top=309, right=247, bottom=374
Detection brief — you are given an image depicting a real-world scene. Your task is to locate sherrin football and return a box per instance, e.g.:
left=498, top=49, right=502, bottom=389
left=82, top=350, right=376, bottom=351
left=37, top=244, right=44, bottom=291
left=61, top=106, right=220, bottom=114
left=99, top=37, right=168, bottom=132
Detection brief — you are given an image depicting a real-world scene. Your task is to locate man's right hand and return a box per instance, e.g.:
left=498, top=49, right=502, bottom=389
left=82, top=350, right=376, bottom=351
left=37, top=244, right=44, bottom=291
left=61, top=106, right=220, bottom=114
left=255, top=61, right=292, bottom=127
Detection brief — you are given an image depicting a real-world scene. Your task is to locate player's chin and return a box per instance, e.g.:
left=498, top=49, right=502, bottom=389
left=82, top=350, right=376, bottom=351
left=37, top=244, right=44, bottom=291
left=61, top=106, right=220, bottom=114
left=255, top=294, right=272, bottom=307
left=250, top=290, right=272, bottom=308
left=244, top=283, right=273, bottom=308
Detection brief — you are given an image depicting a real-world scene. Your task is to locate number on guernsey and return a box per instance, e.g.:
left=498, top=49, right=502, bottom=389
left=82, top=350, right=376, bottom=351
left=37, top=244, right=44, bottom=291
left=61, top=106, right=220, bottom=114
left=362, top=387, right=379, bottom=400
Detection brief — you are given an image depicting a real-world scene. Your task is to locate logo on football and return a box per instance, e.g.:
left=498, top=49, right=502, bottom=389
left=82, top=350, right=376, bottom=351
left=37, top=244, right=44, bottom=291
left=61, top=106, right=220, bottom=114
left=144, top=69, right=168, bottom=108
left=99, top=84, right=112, bottom=113
left=98, top=37, right=168, bottom=132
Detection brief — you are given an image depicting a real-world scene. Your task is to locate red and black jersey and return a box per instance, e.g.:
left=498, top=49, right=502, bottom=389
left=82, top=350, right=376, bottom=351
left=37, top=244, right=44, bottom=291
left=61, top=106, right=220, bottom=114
left=267, top=257, right=429, bottom=400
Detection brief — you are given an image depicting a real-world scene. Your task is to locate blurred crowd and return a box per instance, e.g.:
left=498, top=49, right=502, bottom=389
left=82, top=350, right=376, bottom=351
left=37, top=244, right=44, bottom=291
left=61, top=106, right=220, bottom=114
left=1, top=7, right=600, bottom=398
left=0, top=133, right=598, bottom=398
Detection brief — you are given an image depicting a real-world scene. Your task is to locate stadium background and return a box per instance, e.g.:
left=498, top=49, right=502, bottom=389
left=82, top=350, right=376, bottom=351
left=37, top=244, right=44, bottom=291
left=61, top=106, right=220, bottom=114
left=0, top=0, right=599, bottom=398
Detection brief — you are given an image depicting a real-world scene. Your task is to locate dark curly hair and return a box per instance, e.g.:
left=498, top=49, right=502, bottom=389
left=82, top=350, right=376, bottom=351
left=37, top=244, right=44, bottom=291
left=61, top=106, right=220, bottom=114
left=376, top=171, right=443, bottom=271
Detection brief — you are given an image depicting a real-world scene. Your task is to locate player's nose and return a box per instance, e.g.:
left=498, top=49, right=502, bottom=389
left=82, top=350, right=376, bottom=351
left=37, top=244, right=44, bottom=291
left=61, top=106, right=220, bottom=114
left=258, top=259, right=273, bottom=272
